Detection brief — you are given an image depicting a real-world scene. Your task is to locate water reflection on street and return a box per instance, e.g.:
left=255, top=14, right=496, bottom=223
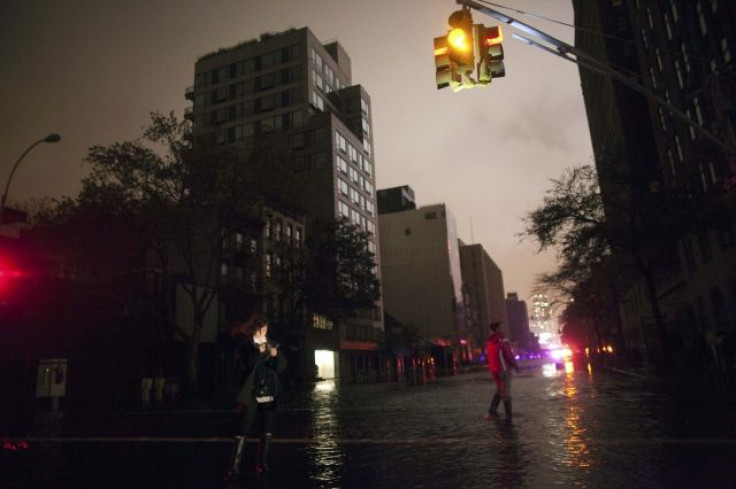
left=306, top=380, right=344, bottom=485
left=283, top=362, right=736, bottom=488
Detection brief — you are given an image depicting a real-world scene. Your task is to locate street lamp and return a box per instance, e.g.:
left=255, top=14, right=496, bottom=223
left=0, top=133, right=61, bottom=226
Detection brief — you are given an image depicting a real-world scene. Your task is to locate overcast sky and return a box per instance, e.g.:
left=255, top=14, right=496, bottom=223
left=1, top=0, right=594, bottom=308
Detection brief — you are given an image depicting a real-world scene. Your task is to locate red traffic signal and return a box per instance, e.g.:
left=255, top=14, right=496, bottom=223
left=476, top=24, right=505, bottom=84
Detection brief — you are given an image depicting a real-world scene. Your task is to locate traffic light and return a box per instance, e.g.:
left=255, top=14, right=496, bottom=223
left=476, top=24, right=505, bottom=84
left=434, top=8, right=476, bottom=91
left=434, top=35, right=460, bottom=90
left=447, top=8, right=475, bottom=72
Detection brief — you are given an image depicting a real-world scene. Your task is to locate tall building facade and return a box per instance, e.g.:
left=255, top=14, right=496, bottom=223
left=186, top=27, right=383, bottom=381
left=458, top=241, right=507, bottom=356
left=378, top=202, right=466, bottom=356
left=505, top=292, right=531, bottom=351
left=574, top=1, right=736, bottom=363
left=530, top=294, right=559, bottom=349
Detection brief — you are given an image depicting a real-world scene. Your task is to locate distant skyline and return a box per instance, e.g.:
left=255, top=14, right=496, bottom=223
left=1, top=0, right=594, bottom=309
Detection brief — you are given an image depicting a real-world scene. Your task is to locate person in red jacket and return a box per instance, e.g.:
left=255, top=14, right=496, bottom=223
left=484, top=321, right=520, bottom=420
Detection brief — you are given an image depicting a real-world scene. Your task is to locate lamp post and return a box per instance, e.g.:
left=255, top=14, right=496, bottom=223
left=0, top=133, right=61, bottom=226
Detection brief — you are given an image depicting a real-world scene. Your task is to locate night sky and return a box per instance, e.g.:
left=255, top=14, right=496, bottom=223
left=1, top=0, right=593, bottom=308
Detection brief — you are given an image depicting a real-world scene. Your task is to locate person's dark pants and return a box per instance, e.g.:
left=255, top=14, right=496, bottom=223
left=235, top=400, right=277, bottom=436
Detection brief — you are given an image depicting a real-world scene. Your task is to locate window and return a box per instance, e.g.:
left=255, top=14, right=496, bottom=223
left=275, top=220, right=282, bottom=241
left=295, top=228, right=302, bottom=248
left=694, top=97, right=704, bottom=126
left=425, top=212, right=437, bottom=220
left=687, top=110, right=696, bottom=140
left=338, top=178, right=349, bottom=195
left=338, top=201, right=350, bottom=218
left=722, top=37, right=732, bottom=64
left=336, top=155, right=348, bottom=173
left=250, top=238, right=258, bottom=254
left=312, top=49, right=323, bottom=70
left=265, top=253, right=272, bottom=278
left=285, top=224, right=292, bottom=244
left=350, top=209, right=361, bottom=225
left=313, top=69, right=324, bottom=91
left=311, top=91, right=324, bottom=111
left=659, top=107, right=667, bottom=133
left=681, top=44, right=691, bottom=73
left=670, top=0, right=679, bottom=22
left=675, top=135, right=684, bottom=162
left=221, top=262, right=228, bottom=277
left=335, top=131, right=347, bottom=152
left=264, top=215, right=272, bottom=238
left=349, top=187, right=361, bottom=204
left=349, top=166, right=360, bottom=183
left=697, top=2, right=708, bottom=37
left=675, top=60, right=684, bottom=89
left=649, top=66, right=658, bottom=89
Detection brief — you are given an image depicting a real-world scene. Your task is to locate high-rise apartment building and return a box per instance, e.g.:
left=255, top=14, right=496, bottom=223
left=574, top=1, right=736, bottom=362
left=378, top=201, right=466, bottom=360
left=186, top=27, right=383, bottom=381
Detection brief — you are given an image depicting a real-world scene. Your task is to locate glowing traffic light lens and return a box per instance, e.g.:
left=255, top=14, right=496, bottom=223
left=483, top=26, right=504, bottom=46
left=448, top=28, right=470, bottom=51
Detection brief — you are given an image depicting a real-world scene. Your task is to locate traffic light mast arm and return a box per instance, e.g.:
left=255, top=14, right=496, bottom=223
left=456, top=0, right=736, bottom=156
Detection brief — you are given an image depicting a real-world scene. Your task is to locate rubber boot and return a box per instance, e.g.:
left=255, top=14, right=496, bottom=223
left=256, top=433, right=273, bottom=474
left=503, top=399, right=513, bottom=421
left=484, top=394, right=501, bottom=419
left=225, top=436, right=246, bottom=480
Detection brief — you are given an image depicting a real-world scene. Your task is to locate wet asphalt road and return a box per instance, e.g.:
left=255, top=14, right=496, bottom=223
left=2, top=363, right=736, bottom=488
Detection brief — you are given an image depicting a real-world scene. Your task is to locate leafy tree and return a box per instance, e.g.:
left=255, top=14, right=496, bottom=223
left=31, top=112, right=304, bottom=387
left=305, top=217, right=381, bottom=325
left=523, top=165, right=683, bottom=362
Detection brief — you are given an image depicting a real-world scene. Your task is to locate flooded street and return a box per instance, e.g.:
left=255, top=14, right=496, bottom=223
left=3, top=364, right=735, bottom=488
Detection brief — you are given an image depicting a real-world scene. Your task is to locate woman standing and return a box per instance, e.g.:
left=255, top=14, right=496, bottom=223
left=226, top=315, right=287, bottom=479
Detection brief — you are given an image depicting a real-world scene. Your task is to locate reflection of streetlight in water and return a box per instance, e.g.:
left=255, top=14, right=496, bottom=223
left=308, top=380, right=345, bottom=485
left=560, top=382, right=592, bottom=469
